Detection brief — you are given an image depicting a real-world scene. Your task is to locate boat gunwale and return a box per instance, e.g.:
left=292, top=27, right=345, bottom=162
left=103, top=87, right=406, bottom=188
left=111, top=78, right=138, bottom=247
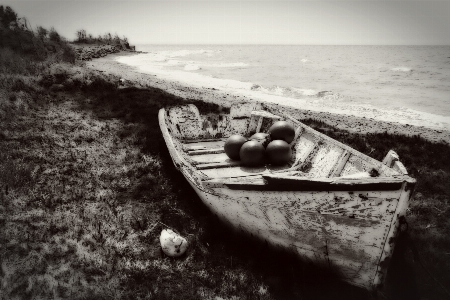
left=159, top=105, right=416, bottom=291
left=202, top=173, right=415, bottom=191
left=160, top=105, right=415, bottom=184
left=265, top=105, right=404, bottom=178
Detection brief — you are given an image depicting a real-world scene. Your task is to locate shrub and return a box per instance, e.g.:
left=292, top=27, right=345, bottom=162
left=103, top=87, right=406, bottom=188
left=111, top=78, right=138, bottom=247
left=0, top=6, right=76, bottom=72
left=36, top=26, right=47, bottom=40
left=0, top=5, right=17, bottom=27
left=61, top=45, right=76, bottom=63
left=48, top=27, right=61, bottom=43
left=74, top=28, right=131, bottom=50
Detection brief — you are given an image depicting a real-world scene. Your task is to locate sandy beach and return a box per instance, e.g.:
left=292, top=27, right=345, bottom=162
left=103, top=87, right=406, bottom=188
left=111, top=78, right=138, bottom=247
left=87, top=52, right=450, bottom=144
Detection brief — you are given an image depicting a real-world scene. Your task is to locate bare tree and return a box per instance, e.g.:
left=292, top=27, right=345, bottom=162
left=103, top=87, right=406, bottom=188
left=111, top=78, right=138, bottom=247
left=76, top=29, right=86, bottom=42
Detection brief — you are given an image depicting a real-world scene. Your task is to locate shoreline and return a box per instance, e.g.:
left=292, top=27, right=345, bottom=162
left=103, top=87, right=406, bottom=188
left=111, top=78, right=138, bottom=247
left=2, top=46, right=450, bottom=299
left=86, top=52, right=450, bottom=144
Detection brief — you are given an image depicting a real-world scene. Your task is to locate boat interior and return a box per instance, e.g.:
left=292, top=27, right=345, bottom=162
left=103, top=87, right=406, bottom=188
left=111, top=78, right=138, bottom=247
left=162, top=103, right=408, bottom=181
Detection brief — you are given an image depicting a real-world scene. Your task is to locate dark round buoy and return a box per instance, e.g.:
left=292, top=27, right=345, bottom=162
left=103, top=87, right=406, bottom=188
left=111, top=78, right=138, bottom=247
left=269, top=121, right=296, bottom=143
left=224, top=135, right=247, bottom=160
left=249, top=132, right=271, bottom=148
left=240, top=140, right=265, bottom=166
left=266, top=140, right=292, bottom=165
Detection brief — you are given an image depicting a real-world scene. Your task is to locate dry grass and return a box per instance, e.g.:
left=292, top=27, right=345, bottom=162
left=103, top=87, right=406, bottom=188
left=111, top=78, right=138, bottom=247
left=1, top=52, right=449, bottom=299
left=0, top=75, right=281, bottom=299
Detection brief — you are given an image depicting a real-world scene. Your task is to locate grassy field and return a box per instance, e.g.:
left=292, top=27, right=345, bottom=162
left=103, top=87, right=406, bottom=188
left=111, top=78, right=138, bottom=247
left=1, top=6, right=450, bottom=298
left=1, top=62, right=450, bottom=299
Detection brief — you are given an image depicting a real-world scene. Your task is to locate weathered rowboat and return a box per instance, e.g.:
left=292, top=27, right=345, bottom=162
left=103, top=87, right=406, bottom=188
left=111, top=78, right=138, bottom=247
left=158, top=102, right=415, bottom=291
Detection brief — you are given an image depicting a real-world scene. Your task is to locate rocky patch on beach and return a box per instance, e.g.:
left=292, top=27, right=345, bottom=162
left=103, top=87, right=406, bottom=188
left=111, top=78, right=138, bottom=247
left=73, top=45, right=121, bottom=61
left=73, top=44, right=138, bottom=61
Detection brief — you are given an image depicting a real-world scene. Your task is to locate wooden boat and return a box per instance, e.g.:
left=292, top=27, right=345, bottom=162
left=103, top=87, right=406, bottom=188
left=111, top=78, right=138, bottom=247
left=158, top=102, right=415, bottom=291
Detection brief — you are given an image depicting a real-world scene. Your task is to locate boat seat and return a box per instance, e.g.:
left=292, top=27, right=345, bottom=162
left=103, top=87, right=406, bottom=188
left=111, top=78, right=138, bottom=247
left=250, top=110, right=283, bottom=133
left=181, top=139, right=226, bottom=152
left=250, top=110, right=283, bottom=119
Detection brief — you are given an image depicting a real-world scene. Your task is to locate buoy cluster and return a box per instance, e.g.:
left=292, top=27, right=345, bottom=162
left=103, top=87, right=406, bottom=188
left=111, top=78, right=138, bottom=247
left=224, top=121, right=295, bottom=166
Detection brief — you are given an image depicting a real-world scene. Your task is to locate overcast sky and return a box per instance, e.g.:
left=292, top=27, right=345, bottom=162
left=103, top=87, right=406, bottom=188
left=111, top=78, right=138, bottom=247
left=3, top=0, right=450, bottom=45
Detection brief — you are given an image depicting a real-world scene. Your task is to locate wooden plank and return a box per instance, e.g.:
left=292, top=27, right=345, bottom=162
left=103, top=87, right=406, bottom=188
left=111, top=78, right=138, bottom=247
left=224, top=175, right=405, bottom=191
left=189, top=153, right=229, bottom=165
left=290, top=134, right=318, bottom=169
left=203, top=175, right=266, bottom=188
left=372, top=179, right=415, bottom=287
left=262, top=174, right=405, bottom=185
left=182, top=140, right=225, bottom=152
left=185, top=145, right=208, bottom=151
left=290, top=126, right=304, bottom=146
left=393, top=161, right=408, bottom=175
left=255, top=116, right=263, bottom=133
left=200, top=164, right=290, bottom=179
left=308, top=144, right=344, bottom=178
left=293, top=140, right=321, bottom=171
left=188, top=148, right=225, bottom=156
left=382, top=150, right=399, bottom=168
left=196, top=160, right=241, bottom=170
left=251, top=110, right=282, bottom=119
left=329, top=150, right=351, bottom=177
left=181, top=138, right=225, bottom=144
left=226, top=181, right=403, bottom=191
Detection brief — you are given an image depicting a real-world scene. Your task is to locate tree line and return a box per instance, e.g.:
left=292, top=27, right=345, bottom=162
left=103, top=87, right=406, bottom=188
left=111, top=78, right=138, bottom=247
left=0, top=5, right=133, bottom=63
left=74, top=29, right=131, bottom=49
left=0, top=5, right=74, bottom=62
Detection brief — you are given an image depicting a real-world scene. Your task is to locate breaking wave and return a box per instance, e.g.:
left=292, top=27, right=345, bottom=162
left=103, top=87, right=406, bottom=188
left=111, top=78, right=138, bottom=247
left=184, top=64, right=201, bottom=71
left=209, top=62, right=249, bottom=68
left=391, top=67, right=412, bottom=72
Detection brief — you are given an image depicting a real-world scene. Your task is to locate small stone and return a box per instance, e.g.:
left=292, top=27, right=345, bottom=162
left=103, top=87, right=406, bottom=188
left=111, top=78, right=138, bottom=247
left=160, top=229, right=188, bottom=257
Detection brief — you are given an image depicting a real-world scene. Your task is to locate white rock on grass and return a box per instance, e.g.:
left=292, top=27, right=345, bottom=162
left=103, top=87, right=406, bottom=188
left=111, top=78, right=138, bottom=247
left=160, top=229, right=188, bottom=257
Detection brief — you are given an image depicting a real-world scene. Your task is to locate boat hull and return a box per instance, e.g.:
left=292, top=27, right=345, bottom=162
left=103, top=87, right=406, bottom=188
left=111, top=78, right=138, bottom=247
left=183, top=169, right=410, bottom=290
left=158, top=105, right=415, bottom=291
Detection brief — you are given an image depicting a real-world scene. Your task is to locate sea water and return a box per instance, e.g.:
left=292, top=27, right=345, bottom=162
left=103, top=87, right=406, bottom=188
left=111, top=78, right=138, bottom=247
left=117, top=45, right=450, bottom=131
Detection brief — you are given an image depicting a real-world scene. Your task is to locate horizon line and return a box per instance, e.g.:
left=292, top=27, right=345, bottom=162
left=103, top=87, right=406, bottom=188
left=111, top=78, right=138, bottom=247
left=133, top=43, right=450, bottom=46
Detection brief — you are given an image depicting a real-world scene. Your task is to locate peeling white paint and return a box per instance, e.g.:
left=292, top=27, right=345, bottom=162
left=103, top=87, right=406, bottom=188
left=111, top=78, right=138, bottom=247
left=158, top=104, right=416, bottom=291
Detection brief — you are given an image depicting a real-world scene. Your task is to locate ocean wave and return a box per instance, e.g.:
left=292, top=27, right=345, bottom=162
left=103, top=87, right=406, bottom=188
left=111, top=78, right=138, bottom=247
left=120, top=50, right=216, bottom=64
left=184, top=64, right=201, bottom=71
left=249, top=84, right=346, bottom=101
left=166, top=60, right=179, bottom=65
left=209, top=62, right=249, bottom=68
left=391, top=67, right=412, bottom=72
left=292, top=88, right=318, bottom=96
left=251, top=85, right=319, bottom=98
left=162, top=49, right=215, bottom=58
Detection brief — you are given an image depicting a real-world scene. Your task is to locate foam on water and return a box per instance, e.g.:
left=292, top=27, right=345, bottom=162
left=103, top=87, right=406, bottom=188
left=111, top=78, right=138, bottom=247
left=159, top=49, right=215, bottom=58
left=166, top=60, right=179, bottom=65
left=184, top=64, right=201, bottom=71
left=209, top=62, right=249, bottom=68
left=292, top=88, right=318, bottom=96
left=391, top=67, right=412, bottom=72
